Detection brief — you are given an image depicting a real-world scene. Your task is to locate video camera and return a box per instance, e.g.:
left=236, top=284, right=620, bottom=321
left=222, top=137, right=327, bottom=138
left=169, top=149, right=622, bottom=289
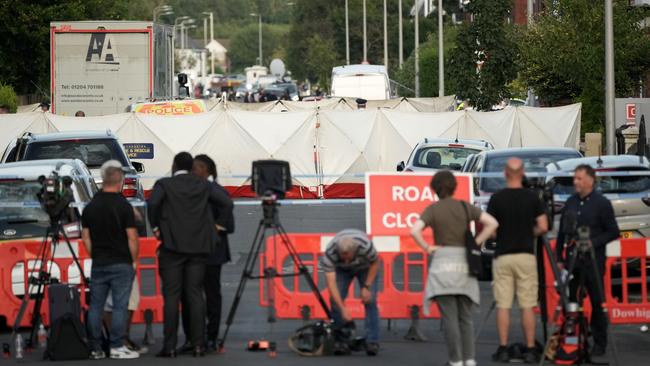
left=288, top=320, right=367, bottom=356
left=37, top=172, right=74, bottom=224
left=523, top=175, right=556, bottom=231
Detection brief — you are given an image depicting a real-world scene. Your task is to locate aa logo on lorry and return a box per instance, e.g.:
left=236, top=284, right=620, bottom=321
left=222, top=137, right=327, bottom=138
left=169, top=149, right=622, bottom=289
left=86, top=33, right=120, bottom=65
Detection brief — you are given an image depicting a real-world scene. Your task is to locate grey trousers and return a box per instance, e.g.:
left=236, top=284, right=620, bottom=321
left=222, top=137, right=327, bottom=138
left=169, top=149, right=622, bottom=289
left=436, top=295, right=476, bottom=363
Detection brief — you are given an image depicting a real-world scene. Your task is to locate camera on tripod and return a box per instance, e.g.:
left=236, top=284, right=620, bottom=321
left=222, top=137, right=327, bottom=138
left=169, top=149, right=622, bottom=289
left=37, top=172, right=74, bottom=224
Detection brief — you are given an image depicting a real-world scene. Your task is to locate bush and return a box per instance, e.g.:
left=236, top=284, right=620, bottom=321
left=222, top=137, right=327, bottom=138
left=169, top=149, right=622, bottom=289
left=0, top=82, right=17, bottom=113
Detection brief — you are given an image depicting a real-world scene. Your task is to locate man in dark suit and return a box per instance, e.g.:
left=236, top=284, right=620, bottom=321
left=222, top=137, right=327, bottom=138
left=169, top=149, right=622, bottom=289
left=179, top=155, right=234, bottom=353
left=148, top=152, right=233, bottom=358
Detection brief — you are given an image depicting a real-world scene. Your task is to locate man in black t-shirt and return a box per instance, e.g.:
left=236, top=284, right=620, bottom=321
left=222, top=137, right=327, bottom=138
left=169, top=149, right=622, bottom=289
left=487, top=158, right=548, bottom=363
left=82, top=160, right=139, bottom=360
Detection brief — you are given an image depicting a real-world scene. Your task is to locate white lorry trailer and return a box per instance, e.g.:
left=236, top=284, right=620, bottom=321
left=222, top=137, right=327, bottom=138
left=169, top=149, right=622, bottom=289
left=50, top=21, right=174, bottom=116
left=330, top=64, right=391, bottom=100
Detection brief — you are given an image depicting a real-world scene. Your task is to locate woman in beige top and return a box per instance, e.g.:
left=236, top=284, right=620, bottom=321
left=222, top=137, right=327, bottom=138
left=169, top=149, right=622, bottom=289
left=411, top=170, right=498, bottom=366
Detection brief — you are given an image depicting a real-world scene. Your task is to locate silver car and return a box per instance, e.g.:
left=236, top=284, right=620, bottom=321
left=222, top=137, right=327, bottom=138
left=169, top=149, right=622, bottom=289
left=397, top=138, right=494, bottom=172
left=547, top=155, right=650, bottom=238
left=0, top=159, right=97, bottom=242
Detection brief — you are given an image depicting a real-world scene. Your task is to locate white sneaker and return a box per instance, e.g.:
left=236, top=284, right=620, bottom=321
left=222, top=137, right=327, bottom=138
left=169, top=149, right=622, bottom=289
left=110, top=346, right=140, bottom=359
left=89, top=350, right=106, bottom=360
left=465, top=360, right=477, bottom=366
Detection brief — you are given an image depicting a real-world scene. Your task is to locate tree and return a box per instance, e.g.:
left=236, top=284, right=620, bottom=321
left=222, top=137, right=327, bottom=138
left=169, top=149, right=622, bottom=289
left=448, top=0, right=518, bottom=111
left=228, top=23, right=289, bottom=71
left=304, top=35, right=341, bottom=90
left=0, top=0, right=153, bottom=96
left=393, top=27, right=458, bottom=97
left=0, top=82, right=18, bottom=113
left=519, top=0, right=650, bottom=133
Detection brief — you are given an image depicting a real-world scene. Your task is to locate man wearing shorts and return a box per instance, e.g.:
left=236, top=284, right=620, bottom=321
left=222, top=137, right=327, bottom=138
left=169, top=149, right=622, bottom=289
left=487, top=158, right=548, bottom=363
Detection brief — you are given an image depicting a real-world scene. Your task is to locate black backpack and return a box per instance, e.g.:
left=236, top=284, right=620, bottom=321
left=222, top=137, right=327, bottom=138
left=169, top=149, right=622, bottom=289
left=44, top=313, right=90, bottom=360
left=45, top=284, right=90, bottom=361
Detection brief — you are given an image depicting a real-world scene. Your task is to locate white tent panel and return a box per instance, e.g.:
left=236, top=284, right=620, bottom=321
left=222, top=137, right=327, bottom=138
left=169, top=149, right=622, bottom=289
left=134, top=111, right=222, bottom=153
left=517, top=104, right=581, bottom=148
left=381, top=109, right=464, bottom=147
left=228, top=110, right=314, bottom=155
left=0, top=113, right=50, bottom=153
left=367, top=112, right=417, bottom=171
left=463, top=108, right=517, bottom=148
left=190, top=113, right=271, bottom=187
left=46, top=113, right=131, bottom=133
left=316, top=111, right=375, bottom=185
left=274, top=118, right=320, bottom=187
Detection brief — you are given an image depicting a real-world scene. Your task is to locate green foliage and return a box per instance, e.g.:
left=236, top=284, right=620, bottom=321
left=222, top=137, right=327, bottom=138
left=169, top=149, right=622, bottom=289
left=0, top=82, right=18, bottom=113
left=519, top=0, right=650, bottom=133
left=228, top=23, right=289, bottom=71
left=304, top=35, right=341, bottom=91
left=448, top=0, right=518, bottom=111
left=393, top=28, right=458, bottom=97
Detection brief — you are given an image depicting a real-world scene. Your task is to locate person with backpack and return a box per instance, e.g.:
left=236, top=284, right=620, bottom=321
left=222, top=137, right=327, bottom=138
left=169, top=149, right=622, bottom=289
left=411, top=170, right=498, bottom=366
left=82, top=160, right=140, bottom=360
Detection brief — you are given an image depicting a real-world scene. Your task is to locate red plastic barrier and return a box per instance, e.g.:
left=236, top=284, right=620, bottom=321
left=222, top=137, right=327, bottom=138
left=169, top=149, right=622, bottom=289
left=604, top=238, right=650, bottom=324
left=0, top=237, right=163, bottom=327
left=258, top=234, right=440, bottom=320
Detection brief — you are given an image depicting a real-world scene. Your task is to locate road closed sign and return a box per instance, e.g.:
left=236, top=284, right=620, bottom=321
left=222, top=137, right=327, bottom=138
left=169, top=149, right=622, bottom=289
left=365, top=172, right=474, bottom=236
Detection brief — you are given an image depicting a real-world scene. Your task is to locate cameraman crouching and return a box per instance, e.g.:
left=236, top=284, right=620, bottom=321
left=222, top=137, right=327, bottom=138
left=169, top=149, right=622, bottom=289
left=82, top=161, right=140, bottom=360
left=322, top=229, right=380, bottom=356
left=556, top=164, right=619, bottom=358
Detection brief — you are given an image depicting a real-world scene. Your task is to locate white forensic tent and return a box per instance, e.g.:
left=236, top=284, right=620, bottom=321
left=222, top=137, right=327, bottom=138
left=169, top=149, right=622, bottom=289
left=0, top=103, right=581, bottom=197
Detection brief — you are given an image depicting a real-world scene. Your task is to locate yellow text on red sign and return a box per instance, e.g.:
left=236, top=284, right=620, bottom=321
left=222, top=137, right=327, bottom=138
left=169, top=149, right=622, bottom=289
left=134, top=100, right=206, bottom=115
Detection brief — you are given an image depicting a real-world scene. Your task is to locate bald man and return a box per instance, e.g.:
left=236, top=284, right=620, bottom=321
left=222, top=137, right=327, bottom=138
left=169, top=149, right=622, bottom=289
left=487, top=158, right=548, bottom=363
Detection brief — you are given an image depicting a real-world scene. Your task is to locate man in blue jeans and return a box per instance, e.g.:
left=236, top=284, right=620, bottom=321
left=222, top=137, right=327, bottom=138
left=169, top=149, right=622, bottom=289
left=81, top=160, right=140, bottom=360
left=322, top=229, right=380, bottom=356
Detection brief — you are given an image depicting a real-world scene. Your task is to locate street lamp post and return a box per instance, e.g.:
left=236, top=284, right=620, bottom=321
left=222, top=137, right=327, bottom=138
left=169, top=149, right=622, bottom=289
left=345, top=0, right=350, bottom=65
left=203, top=12, right=215, bottom=74
left=438, top=0, right=444, bottom=97
left=415, top=0, right=420, bottom=97
left=398, top=0, right=403, bottom=67
left=250, top=13, right=263, bottom=66
left=383, top=0, right=388, bottom=70
left=363, top=0, right=367, bottom=62
left=605, top=0, right=615, bottom=154
left=153, top=5, right=172, bottom=22
left=173, top=16, right=190, bottom=48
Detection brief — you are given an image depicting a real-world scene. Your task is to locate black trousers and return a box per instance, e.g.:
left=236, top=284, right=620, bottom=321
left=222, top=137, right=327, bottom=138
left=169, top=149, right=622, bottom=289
left=158, top=247, right=207, bottom=351
left=182, top=264, right=223, bottom=342
left=569, top=261, right=608, bottom=348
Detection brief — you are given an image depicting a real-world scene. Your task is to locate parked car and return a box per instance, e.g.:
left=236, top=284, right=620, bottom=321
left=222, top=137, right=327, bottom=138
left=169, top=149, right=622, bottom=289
left=0, top=159, right=97, bottom=242
left=464, top=147, right=583, bottom=281
left=1, top=130, right=147, bottom=234
left=547, top=155, right=650, bottom=238
left=466, top=147, right=583, bottom=207
left=547, top=155, right=650, bottom=299
left=397, top=138, right=494, bottom=172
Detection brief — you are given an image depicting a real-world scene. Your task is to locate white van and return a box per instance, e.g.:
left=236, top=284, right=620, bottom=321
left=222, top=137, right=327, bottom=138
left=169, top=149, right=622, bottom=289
left=331, top=64, right=391, bottom=100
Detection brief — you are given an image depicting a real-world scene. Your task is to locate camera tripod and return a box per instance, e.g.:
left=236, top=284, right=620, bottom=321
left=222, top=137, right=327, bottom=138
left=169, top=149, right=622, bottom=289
left=538, top=230, right=619, bottom=366
left=218, top=197, right=332, bottom=353
left=12, top=219, right=89, bottom=349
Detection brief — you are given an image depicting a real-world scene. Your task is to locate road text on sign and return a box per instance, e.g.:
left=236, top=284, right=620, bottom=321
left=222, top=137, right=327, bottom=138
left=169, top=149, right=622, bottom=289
left=365, top=172, right=474, bottom=236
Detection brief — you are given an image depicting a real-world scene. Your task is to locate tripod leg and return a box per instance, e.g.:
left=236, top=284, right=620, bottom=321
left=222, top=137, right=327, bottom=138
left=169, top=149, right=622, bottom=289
left=219, top=220, right=267, bottom=350
left=12, top=227, right=53, bottom=335
left=276, top=224, right=332, bottom=320
left=60, top=228, right=89, bottom=285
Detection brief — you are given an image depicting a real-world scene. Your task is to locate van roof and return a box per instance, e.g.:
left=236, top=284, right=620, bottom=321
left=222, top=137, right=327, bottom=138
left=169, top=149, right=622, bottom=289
left=332, top=64, right=388, bottom=76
